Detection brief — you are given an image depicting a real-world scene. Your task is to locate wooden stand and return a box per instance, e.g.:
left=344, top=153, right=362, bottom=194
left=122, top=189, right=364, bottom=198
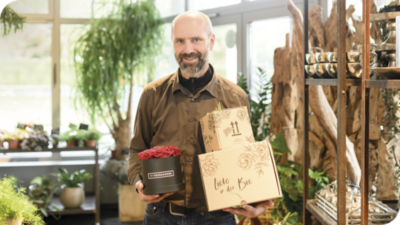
left=303, top=0, right=399, bottom=224
left=1, top=147, right=100, bottom=225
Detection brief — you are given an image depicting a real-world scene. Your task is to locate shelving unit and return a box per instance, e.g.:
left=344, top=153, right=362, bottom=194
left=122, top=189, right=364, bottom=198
left=0, top=147, right=100, bottom=225
left=302, top=0, right=399, bottom=224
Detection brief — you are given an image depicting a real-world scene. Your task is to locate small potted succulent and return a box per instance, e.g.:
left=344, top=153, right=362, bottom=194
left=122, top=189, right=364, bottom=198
left=53, top=168, right=92, bottom=208
left=84, top=129, right=102, bottom=147
left=139, top=146, right=184, bottom=195
left=0, top=176, right=44, bottom=225
left=20, top=131, right=49, bottom=151
left=28, top=176, right=60, bottom=218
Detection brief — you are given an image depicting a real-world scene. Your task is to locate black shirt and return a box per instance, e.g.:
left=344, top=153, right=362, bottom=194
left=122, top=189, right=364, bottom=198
left=179, top=65, right=213, bottom=94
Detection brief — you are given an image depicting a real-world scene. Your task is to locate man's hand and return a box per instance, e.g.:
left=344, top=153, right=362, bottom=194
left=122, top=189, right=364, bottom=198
left=136, top=180, right=174, bottom=204
left=222, top=200, right=274, bottom=218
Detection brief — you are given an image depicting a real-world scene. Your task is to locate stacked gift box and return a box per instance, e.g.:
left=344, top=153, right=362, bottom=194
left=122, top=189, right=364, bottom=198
left=198, top=106, right=282, bottom=211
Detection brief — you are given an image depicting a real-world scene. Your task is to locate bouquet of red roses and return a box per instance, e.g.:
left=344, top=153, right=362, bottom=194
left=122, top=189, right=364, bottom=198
left=138, top=145, right=181, bottom=160
left=139, top=145, right=184, bottom=195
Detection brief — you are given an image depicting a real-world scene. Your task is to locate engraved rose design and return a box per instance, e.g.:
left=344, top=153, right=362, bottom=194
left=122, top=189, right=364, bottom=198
left=238, top=142, right=270, bottom=176
left=200, top=155, right=220, bottom=177
left=252, top=142, right=268, bottom=157
left=237, top=153, right=254, bottom=171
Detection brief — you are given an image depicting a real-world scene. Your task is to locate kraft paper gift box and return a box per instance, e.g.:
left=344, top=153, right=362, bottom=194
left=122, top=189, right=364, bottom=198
left=198, top=141, right=282, bottom=211
left=199, top=106, right=254, bottom=153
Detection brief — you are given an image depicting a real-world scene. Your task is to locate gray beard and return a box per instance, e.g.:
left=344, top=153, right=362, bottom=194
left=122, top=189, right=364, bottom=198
left=177, top=51, right=208, bottom=76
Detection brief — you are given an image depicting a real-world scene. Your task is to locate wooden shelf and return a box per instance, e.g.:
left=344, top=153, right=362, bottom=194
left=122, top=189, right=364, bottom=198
left=0, top=147, right=98, bottom=153
left=48, top=195, right=97, bottom=215
left=306, top=200, right=336, bottom=225
left=366, top=80, right=400, bottom=89
left=305, top=78, right=361, bottom=86
left=370, top=12, right=400, bottom=22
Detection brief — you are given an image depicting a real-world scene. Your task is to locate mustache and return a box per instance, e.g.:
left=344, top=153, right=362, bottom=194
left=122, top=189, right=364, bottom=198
left=179, top=52, right=202, bottom=61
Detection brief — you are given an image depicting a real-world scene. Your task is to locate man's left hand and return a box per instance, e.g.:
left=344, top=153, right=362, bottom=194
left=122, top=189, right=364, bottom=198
left=222, top=200, right=274, bottom=218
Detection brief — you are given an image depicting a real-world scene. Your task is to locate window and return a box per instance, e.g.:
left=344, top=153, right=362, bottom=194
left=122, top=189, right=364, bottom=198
left=0, top=24, right=52, bottom=132
left=188, top=0, right=241, bottom=11
left=248, top=17, right=291, bottom=88
left=155, top=0, right=185, bottom=18
left=8, top=0, right=49, bottom=14
left=209, top=23, right=237, bottom=83
left=154, top=23, right=179, bottom=80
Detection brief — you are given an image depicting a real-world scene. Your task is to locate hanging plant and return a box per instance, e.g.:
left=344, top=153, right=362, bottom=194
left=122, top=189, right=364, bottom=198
left=0, top=5, right=25, bottom=36
left=73, top=0, right=163, bottom=160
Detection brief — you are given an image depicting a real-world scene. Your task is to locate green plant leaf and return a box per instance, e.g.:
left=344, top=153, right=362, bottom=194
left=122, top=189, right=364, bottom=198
left=270, top=133, right=291, bottom=154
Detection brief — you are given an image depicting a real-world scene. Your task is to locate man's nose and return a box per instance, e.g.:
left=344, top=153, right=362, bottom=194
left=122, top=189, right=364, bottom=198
left=183, top=42, right=194, bottom=54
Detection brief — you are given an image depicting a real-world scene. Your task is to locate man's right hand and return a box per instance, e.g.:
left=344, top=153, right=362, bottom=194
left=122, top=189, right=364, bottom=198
left=136, top=180, right=174, bottom=204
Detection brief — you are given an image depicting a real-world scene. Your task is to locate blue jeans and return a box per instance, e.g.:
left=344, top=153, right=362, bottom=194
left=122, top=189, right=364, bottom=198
left=143, top=203, right=236, bottom=225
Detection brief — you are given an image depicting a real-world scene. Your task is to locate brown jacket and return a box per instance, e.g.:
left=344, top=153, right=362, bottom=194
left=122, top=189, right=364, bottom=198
left=128, top=65, right=250, bottom=208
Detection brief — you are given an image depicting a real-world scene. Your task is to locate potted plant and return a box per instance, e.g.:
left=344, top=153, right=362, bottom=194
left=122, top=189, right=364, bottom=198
left=50, top=134, right=59, bottom=148
left=59, top=130, right=77, bottom=147
left=74, top=130, right=87, bottom=147
left=84, top=129, right=102, bottom=147
left=3, top=131, right=19, bottom=149
left=53, top=168, right=92, bottom=208
left=28, top=176, right=60, bottom=218
left=73, top=0, right=163, bottom=160
left=0, top=176, right=44, bottom=225
left=20, top=131, right=49, bottom=151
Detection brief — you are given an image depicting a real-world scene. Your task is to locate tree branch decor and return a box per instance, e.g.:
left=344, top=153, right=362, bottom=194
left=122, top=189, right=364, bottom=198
left=73, top=0, right=163, bottom=160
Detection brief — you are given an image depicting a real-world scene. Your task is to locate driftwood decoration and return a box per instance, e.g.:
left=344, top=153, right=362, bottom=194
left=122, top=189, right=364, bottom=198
left=272, top=1, right=399, bottom=198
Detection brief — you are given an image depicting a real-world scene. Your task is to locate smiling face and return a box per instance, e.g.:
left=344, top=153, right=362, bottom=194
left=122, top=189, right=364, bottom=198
left=172, top=12, right=215, bottom=78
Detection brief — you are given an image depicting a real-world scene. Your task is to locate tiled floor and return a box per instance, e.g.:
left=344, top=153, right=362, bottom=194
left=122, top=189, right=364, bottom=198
left=43, top=207, right=143, bottom=225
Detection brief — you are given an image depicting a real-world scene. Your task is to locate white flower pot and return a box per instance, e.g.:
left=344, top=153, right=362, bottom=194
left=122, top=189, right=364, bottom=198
left=5, top=218, right=22, bottom=225
left=60, top=187, right=85, bottom=208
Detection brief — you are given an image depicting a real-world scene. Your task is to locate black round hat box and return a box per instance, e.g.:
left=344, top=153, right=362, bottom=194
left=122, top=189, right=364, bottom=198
left=141, top=156, right=185, bottom=195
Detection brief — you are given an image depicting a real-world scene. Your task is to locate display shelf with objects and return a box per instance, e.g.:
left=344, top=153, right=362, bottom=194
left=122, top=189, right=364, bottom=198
left=0, top=147, right=100, bottom=225
left=303, top=0, right=399, bottom=224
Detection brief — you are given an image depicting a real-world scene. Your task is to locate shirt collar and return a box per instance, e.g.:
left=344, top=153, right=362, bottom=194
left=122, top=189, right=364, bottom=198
left=171, top=64, right=218, bottom=98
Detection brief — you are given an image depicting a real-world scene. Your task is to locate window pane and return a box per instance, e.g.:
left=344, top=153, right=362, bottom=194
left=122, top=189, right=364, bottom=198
left=155, top=0, right=185, bottom=18
left=8, top=0, right=49, bottom=14
left=60, top=25, right=92, bottom=130
left=248, top=17, right=291, bottom=88
left=60, top=24, right=116, bottom=152
left=154, top=23, right=178, bottom=79
left=0, top=24, right=52, bottom=131
left=60, top=0, right=117, bottom=18
left=189, top=0, right=241, bottom=11
left=209, top=24, right=237, bottom=83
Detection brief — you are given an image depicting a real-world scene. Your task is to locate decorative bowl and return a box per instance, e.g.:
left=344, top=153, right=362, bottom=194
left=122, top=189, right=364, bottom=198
left=314, top=63, right=333, bottom=78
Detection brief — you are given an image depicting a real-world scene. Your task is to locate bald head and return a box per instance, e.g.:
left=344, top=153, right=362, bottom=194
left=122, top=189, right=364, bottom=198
left=171, top=11, right=213, bottom=39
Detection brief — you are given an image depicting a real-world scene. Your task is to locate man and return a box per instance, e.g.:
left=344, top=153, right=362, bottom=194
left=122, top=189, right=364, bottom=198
left=128, top=11, right=273, bottom=224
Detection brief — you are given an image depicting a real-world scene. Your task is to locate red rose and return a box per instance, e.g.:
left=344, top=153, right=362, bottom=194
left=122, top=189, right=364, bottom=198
left=167, top=145, right=181, bottom=157
left=138, top=145, right=181, bottom=160
left=138, top=150, right=155, bottom=160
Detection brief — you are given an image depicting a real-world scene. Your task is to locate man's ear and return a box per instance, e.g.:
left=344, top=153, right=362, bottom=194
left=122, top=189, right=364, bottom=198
left=209, top=34, right=216, bottom=51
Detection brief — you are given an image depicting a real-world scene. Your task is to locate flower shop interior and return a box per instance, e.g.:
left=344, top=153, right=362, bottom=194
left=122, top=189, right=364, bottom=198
left=2, top=0, right=400, bottom=224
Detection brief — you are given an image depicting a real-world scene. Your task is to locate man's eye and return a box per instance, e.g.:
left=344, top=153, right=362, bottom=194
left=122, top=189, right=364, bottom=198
left=177, top=40, right=183, bottom=43
left=194, top=39, right=200, bottom=42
